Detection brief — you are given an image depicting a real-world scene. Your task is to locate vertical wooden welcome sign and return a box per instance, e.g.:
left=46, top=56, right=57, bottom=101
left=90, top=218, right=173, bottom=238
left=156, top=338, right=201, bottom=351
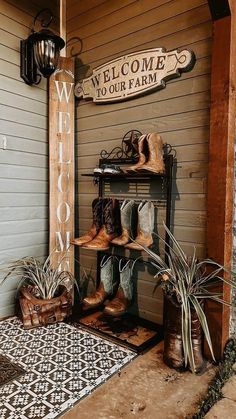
left=49, top=57, right=75, bottom=273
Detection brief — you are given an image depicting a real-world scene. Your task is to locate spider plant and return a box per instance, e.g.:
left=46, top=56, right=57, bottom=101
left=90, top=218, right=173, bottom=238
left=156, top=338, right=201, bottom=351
left=0, top=253, right=80, bottom=300
left=138, top=223, right=235, bottom=373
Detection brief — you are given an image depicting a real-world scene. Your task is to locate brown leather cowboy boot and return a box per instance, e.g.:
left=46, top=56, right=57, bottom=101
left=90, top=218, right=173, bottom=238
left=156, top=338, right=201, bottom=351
left=126, top=134, right=150, bottom=172
left=191, top=305, right=206, bottom=374
left=104, top=259, right=133, bottom=316
left=84, top=198, right=121, bottom=250
left=83, top=255, right=118, bottom=308
left=139, top=133, right=165, bottom=174
left=71, top=198, right=104, bottom=246
left=125, top=201, right=154, bottom=250
left=19, top=285, right=72, bottom=328
left=111, top=200, right=135, bottom=246
left=163, top=295, right=185, bottom=370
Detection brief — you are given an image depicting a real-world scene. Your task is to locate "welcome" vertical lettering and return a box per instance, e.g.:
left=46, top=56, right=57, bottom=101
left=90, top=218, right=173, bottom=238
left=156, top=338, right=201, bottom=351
left=49, top=58, right=75, bottom=273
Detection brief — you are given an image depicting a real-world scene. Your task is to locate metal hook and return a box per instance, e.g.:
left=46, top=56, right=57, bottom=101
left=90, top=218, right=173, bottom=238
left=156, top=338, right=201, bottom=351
left=66, top=37, right=83, bottom=57
left=32, top=8, right=53, bottom=32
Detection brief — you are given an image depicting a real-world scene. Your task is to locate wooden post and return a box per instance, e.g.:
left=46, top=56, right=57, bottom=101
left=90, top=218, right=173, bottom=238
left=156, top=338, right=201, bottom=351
left=206, top=0, right=236, bottom=358
left=60, top=0, right=66, bottom=57
left=49, top=57, right=75, bottom=274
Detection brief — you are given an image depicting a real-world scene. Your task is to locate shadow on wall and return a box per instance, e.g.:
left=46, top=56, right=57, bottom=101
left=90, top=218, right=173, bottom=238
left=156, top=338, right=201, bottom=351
left=75, top=58, right=91, bottom=85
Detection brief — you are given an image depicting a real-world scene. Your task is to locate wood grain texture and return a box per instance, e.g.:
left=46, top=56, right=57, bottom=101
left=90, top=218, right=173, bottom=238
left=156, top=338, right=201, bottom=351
left=49, top=57, right=75, bottom=274
left=68, top=0, right=212, bottom=324
left=206, top=10, right=236, bottom=357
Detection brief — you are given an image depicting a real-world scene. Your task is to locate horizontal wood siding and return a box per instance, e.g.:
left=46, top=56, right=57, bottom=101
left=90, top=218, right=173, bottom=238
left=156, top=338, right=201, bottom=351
left=67, top=0, right=212, bottom=324
left=0, top=0, right=59, bottom=318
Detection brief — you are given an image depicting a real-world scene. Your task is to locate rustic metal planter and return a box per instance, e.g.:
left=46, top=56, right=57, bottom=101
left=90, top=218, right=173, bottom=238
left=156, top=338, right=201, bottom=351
left=18, top=285, right=72, bottom=329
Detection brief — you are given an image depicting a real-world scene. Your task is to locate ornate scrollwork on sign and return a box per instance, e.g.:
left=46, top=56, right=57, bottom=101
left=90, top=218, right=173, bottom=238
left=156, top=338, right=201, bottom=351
left=75, top=47, right=196, bottom=103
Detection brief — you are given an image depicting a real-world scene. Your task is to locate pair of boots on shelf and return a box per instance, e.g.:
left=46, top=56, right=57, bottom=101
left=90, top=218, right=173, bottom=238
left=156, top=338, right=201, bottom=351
left=71, top=198, right=155, bottom=251
left=127, top=132, right=165, bottom=174
left=71, top=198, right=121, bottom=250
left=112, top=199, right=154, bottom=250
left=83, top=255, right=134, bottom=317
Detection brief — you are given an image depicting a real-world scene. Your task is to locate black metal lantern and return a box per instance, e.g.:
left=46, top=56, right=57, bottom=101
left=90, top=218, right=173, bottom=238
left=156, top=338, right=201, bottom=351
left=20, top=9, right=65, bottom=85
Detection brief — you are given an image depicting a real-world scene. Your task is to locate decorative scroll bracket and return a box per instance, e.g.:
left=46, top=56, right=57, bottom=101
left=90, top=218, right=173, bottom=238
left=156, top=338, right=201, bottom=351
left=75, top=47, right=195, bottom=103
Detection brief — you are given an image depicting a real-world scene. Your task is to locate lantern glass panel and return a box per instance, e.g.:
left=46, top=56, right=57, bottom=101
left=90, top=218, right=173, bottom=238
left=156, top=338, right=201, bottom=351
left=33, top=39, right=60, bottom=77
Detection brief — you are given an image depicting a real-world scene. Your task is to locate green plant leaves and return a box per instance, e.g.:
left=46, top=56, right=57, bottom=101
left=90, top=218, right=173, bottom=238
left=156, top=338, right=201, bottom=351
left=0, top=255, right=79, bottom=300
left=139, top=222, right=236, bottom=373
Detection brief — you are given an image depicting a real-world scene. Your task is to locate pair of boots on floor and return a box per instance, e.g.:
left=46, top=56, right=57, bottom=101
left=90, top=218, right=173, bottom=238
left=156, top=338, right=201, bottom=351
left=83, top=255, right=134, bottom=317
left=71, top=198, right=155, bottom=251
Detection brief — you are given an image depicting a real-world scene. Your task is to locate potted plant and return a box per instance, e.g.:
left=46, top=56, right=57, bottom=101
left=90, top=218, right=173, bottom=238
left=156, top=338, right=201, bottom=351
left=0, top=255, right=80, bottom=329
left=138, top=223, right=235, bottom=374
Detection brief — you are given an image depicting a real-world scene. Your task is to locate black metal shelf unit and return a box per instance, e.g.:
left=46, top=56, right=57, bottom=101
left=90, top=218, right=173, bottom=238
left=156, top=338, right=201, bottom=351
left=82, top=153, right=173, bottom=255
left=77, top=150, right=174, bottom=353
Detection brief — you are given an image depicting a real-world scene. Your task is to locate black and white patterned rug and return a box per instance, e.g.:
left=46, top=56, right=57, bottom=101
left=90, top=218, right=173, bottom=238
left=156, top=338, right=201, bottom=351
left=0, top=354, right=25, bottom=387
left=0, top=317, right=136, bottom=418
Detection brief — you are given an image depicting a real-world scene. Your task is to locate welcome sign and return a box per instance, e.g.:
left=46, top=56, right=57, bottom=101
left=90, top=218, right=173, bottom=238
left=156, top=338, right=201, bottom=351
left=49, top=57, right=74, bottom=273
left=75, top=47, right=195, bottom=103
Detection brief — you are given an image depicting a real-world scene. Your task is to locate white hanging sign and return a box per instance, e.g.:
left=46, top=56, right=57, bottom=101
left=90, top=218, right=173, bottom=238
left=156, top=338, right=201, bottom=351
left=75, top=47, right=195, bottom=103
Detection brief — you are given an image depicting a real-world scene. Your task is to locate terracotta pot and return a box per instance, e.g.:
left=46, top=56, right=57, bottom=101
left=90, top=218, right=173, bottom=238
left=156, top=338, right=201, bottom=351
left=18, top=285, right=72, bottom=329
left=163, top=294, right=206, bottom=373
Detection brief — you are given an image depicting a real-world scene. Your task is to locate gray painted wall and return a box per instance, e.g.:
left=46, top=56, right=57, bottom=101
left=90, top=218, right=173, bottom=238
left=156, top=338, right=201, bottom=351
left=0, top=0, right=58, bottom=318
left=67, top=0, right=212, bottom=324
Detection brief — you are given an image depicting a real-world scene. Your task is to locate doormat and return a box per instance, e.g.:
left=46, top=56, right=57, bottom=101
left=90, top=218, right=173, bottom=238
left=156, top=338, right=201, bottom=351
left=0, top=354, right=25, bottom=387
left=0, top=317, right=136, bottom=419
left=72, top=310, right=163, bottom=353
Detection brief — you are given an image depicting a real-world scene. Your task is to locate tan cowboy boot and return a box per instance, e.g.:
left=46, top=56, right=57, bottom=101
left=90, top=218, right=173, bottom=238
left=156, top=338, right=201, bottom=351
left=104, top=259, right=133, bottom=316
left=83, top=255, right=118, bottom=308
left=126, top=134, right=150, bottom=172
left=84, top=198, right=121, bottom=251
left=71, top=198, right=104, bottom=246
left=139, top=133, right=165, bottom=174
left=111, top=200, right=135, bottom=246
left=125, top=201, right=154, bottom=250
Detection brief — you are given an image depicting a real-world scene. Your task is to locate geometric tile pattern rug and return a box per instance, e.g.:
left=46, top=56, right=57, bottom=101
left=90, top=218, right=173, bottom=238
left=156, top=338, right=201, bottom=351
left=0, top=354, right=25, bottom=387
left=0, top=317, right=136, bottom=419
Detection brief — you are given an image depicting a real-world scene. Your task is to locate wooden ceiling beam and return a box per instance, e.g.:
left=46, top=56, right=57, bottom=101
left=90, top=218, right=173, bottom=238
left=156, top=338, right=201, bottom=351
left=207, top=0, right=230, bottom=20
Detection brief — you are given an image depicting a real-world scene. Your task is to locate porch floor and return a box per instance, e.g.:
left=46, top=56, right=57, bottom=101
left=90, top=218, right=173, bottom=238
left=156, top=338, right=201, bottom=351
left=62, top=341, right=215, bottom=419
left=0, top=317, right=217, bottom=419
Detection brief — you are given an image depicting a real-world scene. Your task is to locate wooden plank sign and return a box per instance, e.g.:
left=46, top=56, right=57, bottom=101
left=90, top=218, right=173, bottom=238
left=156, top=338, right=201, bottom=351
left=75, top=47, right=195, bottom=103
left=49, top=57, right=75, bottom=273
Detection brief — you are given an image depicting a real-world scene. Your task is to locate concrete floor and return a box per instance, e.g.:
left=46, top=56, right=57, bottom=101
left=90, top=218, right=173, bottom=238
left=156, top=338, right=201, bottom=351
left=205, top=375, right=236, bottom=419
left=62, top=342, right=216, bottom=419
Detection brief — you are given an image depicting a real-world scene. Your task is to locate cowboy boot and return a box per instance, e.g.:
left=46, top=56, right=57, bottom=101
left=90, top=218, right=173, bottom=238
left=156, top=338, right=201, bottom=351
left=125, top=201, right=154, bottom=250
left=111, top=200, right=135, bottom=246
left=83, top=255, right=118, bottom=308
left=163, top=295, right=185, bottom=370
left=84, top=198, right=121, bottom=250
left=138, top=133, right=165, bottom=174
left=104, top=259, right=133, bottom=316
left=126, top=134, right=150, bottom=172
left=191, top=305, right=206, bottom=374
left=71, top=198, right=104, bottom=246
